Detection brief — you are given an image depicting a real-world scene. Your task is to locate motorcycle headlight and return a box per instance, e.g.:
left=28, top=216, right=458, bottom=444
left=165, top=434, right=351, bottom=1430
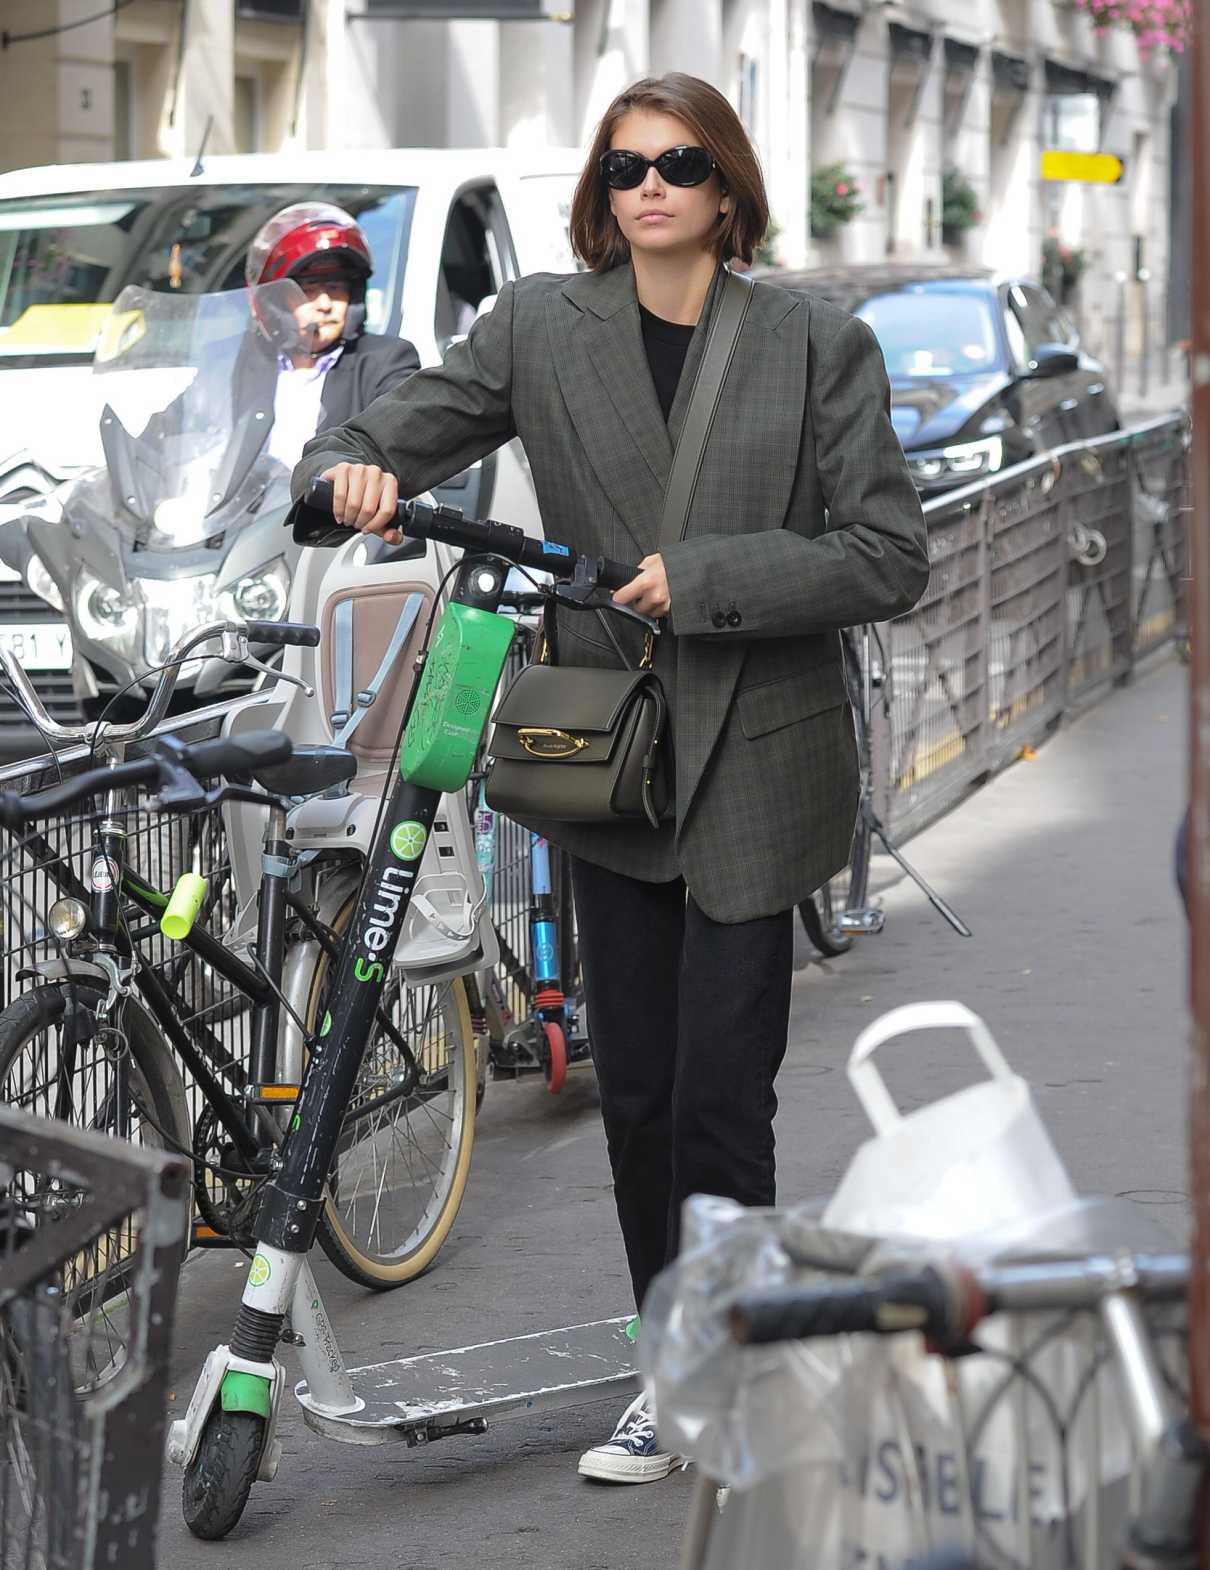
left=153, top=498, right=208, bottom=546
left=138, top=574, right=218, bottom=669
left=26, top=553, right=64, bottom=612
left=75, top=573, right=137, bottom=643
left=908, top=436, right=1004, bottom=484
left=219, top=559, right=291, bottom=625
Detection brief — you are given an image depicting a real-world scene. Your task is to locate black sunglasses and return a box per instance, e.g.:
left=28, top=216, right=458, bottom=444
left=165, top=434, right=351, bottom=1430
left=600, top=145, right=717, bottom=190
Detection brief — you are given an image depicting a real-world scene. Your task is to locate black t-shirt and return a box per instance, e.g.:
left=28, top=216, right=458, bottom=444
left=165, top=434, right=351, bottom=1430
left=639, top=304, right=695, bottom=423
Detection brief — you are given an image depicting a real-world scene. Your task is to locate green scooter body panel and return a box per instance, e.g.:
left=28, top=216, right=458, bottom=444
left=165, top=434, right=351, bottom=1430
left=400, top=601, right=514, bottom=792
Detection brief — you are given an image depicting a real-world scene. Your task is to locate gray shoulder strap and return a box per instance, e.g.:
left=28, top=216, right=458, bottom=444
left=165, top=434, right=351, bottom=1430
left=658, top=270, right=754, bottom=551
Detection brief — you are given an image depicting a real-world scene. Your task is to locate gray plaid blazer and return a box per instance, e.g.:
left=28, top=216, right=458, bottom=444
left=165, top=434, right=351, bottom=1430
left=292, top=262, right=929, bottom=923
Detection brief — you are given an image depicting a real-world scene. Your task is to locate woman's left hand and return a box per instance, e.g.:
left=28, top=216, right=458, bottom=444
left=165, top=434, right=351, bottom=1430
left=613, top=553, right=671, bottom=619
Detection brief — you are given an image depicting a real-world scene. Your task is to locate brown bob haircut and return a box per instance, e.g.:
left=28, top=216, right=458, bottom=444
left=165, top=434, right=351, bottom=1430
left=569, top=73, right=770, bottom=272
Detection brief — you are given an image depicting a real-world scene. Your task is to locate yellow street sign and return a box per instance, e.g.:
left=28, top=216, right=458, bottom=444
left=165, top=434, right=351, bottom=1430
left=1041, top=150, right=1125, bottom=184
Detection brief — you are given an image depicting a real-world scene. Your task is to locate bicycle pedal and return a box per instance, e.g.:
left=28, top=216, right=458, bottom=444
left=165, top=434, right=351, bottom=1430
left=838, top=909, right=886, bottom=935
left=245, top=1082, right=301, bottom=1105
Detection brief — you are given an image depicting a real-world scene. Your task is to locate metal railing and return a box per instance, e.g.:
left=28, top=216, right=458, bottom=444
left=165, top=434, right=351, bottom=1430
left=0, top=1107, right=187, bottom=1570
left=878, top=411, right=1189, bottom=841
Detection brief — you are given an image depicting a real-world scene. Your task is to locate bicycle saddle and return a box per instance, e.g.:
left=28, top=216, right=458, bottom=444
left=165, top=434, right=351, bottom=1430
left=248, top=745, right=358, bottom=796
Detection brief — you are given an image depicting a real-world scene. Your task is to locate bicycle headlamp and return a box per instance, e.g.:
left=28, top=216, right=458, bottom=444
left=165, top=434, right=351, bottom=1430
left=48, top=898, right=87, bottom=941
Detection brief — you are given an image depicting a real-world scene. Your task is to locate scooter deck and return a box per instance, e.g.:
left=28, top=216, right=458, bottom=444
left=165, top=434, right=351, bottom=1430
left=295, top=1316, right=640, bottom=1445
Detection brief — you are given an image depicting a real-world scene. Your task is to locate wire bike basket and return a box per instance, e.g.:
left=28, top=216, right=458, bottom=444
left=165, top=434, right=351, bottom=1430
left=0, top=1105, right=188, bottom=1570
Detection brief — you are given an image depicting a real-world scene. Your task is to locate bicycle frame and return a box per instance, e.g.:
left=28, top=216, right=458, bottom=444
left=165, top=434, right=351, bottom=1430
left=20, top=779, right=292, bottom=1182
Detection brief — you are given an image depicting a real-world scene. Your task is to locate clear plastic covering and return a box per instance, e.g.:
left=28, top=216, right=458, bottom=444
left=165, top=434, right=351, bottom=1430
left=84, top=281, right=304, bottom=548
left=643, top=1195, right=1184, bottom=1570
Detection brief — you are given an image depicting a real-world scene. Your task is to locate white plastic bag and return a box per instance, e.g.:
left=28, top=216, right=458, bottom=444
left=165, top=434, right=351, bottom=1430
left=823, top=1001, right=1075, bottom=1241
left=644, top=1005, right=1167, bottom=1569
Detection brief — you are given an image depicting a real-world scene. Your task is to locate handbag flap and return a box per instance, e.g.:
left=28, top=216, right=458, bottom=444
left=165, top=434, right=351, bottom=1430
left=490, top=664, right=657, bottom=770
left=492, top=664, right=654, bottom=733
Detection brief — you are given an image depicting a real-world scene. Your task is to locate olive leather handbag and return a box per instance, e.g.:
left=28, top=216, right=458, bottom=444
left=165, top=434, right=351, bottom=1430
left=484, top=269, right=754, bottom=830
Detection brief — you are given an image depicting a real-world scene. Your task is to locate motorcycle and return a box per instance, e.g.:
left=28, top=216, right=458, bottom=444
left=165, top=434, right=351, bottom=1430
left=0, top=282, right=309, bottom=718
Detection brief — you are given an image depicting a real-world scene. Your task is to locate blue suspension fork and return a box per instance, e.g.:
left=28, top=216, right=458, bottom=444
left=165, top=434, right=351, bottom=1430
left=528, top=833, right=563, bottom=1025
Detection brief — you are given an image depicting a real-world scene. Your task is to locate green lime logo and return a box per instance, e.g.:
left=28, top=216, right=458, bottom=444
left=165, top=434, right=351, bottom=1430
left=320, top=1010, right=332, bottom=1037
left=390, top=821, right=427, bottom=861
left=249, top=1254, right=272, bottom=1288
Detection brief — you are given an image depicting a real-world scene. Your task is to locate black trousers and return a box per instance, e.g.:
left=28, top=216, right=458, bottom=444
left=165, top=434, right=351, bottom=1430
left=570, top=856, right=794, bottom=1311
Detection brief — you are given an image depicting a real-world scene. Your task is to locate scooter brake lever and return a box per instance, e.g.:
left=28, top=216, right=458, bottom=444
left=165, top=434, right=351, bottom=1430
left=552, top=583, right=661, bottom=636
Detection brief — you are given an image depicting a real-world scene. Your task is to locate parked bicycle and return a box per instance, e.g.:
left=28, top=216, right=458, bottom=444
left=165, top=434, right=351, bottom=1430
left=0, top=617, right=476, bottom=1384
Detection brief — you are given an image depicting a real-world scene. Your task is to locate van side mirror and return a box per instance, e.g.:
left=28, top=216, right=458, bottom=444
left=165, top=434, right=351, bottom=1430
left=1022, top=343, right=1080, bottom=379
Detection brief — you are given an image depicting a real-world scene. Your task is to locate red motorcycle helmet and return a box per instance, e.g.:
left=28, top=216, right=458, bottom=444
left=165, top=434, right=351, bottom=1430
left=246, top=202, right=374, bottom=348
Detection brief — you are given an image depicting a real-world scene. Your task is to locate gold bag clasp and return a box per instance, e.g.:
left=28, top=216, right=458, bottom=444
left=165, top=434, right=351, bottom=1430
left=517, top=727, right=588, bottom=759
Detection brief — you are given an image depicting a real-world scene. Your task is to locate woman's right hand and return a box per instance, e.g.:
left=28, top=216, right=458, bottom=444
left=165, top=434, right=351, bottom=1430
left=320, top=462, right=402, bottom=544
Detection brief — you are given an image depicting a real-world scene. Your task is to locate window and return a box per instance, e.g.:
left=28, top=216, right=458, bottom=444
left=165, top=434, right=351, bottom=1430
left=434, top=186, right=516, bottom=351
left=855, top=288, right=1001, bottom=377
left=113, top=59, right=132, bottom=161
left=737, top=54, right=758, bottom=135
left=1007, top=283, right=1074, bottom=358
left=0, top=184, right=417, bottom=366
left=234, top=75, right=260, bottom=155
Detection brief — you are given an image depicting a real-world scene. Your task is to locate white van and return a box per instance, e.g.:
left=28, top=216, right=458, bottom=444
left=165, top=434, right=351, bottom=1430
left=0, top=146, right=584, bottom=517
left=0, top=148, right=583, bottom=750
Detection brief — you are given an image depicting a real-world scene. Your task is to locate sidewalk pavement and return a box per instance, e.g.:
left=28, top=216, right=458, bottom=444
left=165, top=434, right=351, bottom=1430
left=157, top=651, right=1189, bottom=1570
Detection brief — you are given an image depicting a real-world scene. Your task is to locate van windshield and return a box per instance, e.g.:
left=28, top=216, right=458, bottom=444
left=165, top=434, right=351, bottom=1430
left=0, top=182, right=416, bottom=367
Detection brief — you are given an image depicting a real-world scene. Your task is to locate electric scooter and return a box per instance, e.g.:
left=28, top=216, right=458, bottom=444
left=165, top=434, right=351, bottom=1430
left=169, top=480, right=650, bottom=1539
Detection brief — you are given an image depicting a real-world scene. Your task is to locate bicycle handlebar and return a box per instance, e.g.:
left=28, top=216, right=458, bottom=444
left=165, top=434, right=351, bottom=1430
left=730, top=1269, right=952, bottom=1346
left=0, top=619, right=320, bottom=750
left=302, top=478, right=640, bottom=595
left=0, top=728, right=293, bottom=829
left=243, top=620, right=321, bottom=647
left=728, top=1250, right=1189, bottom=1348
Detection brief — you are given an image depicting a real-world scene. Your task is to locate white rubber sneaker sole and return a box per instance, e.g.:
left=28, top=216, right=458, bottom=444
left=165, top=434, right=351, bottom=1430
left=578, top=1449, right=682, bottom=1484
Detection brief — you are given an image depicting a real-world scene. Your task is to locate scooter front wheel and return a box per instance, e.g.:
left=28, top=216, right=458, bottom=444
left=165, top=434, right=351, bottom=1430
left=182, top=1410, right=264, bottom=1540
left=543, top=1020, right=567, bottom=1094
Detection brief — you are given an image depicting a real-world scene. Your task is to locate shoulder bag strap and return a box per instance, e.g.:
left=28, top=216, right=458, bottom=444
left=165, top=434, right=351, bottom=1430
left=658, top=269, right=754, bottom=550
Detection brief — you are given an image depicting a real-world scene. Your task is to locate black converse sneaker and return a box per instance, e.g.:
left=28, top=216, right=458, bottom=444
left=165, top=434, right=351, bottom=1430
left=577, top=1391, right=681, bottom=1483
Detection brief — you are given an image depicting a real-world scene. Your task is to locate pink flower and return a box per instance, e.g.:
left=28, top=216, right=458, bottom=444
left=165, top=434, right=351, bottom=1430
left=835, top=182, right=849, bottom=196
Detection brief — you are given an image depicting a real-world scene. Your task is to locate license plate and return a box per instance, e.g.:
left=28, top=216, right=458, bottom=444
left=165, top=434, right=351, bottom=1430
left=0, top=623, right=73, bottom=671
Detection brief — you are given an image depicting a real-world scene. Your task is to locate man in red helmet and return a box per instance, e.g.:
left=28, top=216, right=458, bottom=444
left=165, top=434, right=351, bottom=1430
left=241, top=202, right=419, bottom=468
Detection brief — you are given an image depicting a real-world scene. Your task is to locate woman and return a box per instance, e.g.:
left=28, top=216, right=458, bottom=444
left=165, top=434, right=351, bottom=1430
left=290, top=74, right=928, bottom=1486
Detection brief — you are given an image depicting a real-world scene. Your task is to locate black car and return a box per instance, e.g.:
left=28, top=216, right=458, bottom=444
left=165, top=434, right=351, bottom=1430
left=759, top=263, right=1119, bottom=497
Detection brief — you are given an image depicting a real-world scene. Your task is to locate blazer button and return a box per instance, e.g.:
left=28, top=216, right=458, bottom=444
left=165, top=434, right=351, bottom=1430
left=726, top=609, right=742, bottom=628
left=711, top=610, right=727, bottom=629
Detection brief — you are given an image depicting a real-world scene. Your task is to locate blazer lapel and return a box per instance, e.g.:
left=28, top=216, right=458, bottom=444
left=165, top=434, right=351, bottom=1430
left=548, top=265, right=671, bottom=556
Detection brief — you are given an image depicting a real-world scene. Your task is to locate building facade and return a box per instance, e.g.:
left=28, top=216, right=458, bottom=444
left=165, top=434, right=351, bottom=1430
left=0, top=0, right=1181, bottom=365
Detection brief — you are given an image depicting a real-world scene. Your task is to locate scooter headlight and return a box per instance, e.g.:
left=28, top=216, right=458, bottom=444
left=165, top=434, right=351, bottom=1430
left=75, top=573, right=137, bottom=643
left=219, top=559, right=291, bottom=625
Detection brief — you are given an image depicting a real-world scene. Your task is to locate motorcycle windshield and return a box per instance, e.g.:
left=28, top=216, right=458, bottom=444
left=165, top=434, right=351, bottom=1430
left=91, top=281, right=304, bottom=549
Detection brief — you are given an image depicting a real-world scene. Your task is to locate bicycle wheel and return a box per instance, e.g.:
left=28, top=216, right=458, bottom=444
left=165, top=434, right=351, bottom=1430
left=305, top=894, right=477, bottom=1290
left=799, top=880, right=854, bottom=957
left=0, top=981, right=190, bottom=1388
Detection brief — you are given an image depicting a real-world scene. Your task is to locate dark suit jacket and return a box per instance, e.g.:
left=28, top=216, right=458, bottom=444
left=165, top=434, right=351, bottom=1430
left=292, top=264, right=929, bottom=923
left=236, top=330, right=421, bottom=434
